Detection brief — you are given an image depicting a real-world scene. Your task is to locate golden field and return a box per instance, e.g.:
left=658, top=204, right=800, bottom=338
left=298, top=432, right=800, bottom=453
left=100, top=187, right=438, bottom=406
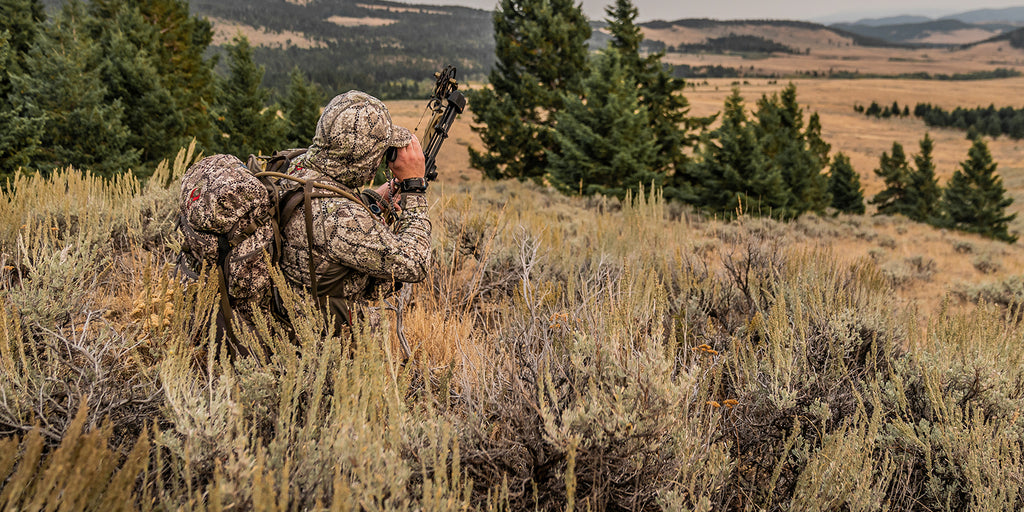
left=388, top=69, right=1024, bottom=317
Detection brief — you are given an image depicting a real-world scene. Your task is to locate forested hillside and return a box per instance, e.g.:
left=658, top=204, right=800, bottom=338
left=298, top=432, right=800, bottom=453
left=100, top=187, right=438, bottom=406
left=39, top=0, right=496, bottom=96
left=832, top=19, right=1016, bottom=45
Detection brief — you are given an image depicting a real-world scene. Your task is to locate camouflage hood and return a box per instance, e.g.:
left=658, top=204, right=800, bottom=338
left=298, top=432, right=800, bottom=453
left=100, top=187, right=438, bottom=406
left=299, top=91, right=413, bottom=188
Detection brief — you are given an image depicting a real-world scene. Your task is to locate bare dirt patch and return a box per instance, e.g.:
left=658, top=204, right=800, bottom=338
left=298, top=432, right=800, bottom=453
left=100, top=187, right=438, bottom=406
left=356, top=3, right=448, bottom=15
left=325, top=15, right=397, bottom=27
left=208, top=17, right=328, bottom=49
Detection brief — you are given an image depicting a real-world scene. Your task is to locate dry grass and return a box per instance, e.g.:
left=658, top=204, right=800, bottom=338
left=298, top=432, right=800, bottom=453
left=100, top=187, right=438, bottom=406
left=682, top=77, right=1024, bottom=229
left=392, top=73, right=1024, bottom=321
left=208, top=17, right=329, bottom=49
left=356, top=3, right=449, bottom=15
left=643, top=23, right=856, bottom=49
left=661, top=39, right=1024, bottom=76
left=325, top=15, right=397, bottom=27
left=3, top=153, right=1024, bottom=508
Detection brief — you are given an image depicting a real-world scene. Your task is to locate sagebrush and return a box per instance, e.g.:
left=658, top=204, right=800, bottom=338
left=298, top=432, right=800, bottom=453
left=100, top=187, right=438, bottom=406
left=1, top=147, right=1023, bottom=510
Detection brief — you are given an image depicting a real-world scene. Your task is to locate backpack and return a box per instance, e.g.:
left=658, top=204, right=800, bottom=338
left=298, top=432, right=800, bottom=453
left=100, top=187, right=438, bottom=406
left=176, top=149, right=373, bottom=342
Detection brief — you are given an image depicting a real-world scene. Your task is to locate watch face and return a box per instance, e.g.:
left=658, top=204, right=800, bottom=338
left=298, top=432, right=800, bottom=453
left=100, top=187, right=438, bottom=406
left=401, top=178, right=427, bottom=192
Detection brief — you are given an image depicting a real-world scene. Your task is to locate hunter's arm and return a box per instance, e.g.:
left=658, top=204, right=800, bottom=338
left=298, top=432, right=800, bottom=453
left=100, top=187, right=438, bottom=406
left=318, top=194, right=432, bottom=283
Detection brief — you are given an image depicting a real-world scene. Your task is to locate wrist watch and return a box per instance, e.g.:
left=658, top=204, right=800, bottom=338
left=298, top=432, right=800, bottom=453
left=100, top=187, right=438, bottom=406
left=397, top=177, right=428, bottom=193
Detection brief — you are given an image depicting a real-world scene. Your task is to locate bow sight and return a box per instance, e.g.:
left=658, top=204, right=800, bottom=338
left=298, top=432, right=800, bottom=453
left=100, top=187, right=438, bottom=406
left=421, top=65, right=467, bottom=181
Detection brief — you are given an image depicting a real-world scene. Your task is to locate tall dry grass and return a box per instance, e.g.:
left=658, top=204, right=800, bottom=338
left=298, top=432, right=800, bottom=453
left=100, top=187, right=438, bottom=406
left=1, top=147, right=1024, bottom=510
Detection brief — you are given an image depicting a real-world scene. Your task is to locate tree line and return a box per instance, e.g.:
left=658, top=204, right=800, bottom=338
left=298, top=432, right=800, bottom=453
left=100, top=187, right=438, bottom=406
left=0, top=0, right=326, bottom=180
left=914, top=102, right=1024, bottom=140
left=469, top=0, right=1017, bottom=241
left=856, top=100, right=1024, bottom=139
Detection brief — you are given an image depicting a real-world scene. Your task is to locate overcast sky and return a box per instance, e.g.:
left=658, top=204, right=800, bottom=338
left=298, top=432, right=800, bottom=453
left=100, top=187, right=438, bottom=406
left=422, top=0, right=1024, bottom=23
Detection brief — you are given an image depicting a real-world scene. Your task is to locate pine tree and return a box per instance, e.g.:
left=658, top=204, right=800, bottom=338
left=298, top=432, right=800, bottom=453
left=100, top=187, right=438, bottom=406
left=906, top=133, right=942, bottom=223
left=467, top=0, right=590, bottom=181
left=0, top=34, right=45, bottom=179
left=86, top=0, right=217, bottom=166
left=0, top=0, right=47, bottom=178
left=547, top=50, right=658, bottom=199
left=604, top=0, right=706, bottom=192
left=687, top=88, right=785, bottom=216
left=869, top=142, right=914, bottom=217
left=282, top=67, right=324, bottom=148
left=87, top=3, right=182, bottom=171
left=137, top=0, right=217, bottom=152
left=941, top=137, right=1017, bottom=242
left=22, top=1, right=138, bottom=176
left=0, top=0, right=44, bottom=69
left=212, top=35, right=286, bottom=157
left=754, top=84, right=829, bottom=218
left=827, top=152, right=865, bottom=215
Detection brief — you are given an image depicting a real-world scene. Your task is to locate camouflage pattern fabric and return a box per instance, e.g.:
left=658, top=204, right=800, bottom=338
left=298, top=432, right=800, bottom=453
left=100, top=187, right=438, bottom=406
left=179, top=154, right=274, bottom=299
left=278, top=166, right=431, bottom=302
left=302, top=91, right=413, bottom=188
left=279, top=91, right=431, bottom=303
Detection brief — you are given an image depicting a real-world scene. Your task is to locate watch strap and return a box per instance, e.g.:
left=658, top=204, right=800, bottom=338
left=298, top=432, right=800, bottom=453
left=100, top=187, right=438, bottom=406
left=398, top=177, right=428, bottom=193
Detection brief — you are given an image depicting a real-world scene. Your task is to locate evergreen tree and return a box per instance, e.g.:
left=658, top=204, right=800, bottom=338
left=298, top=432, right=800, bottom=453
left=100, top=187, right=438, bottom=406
left=941, top=137, right=1017, bottom=242
left=86, top=3, right=182, bottom=171
left=85, top=0, right=217, bottom=166
left=137, top=0, right=217, bottom=152
left=547, top=50, right=658, bottom=199
left=869, top=142, right=914, bottom=217
left=754, top=84, right=829, bottom=218
left=605, top=0, right=703, bottom=179
left=806, top=112, right=831, bottom=169
left=282, top=67, right=324, bottom=148
left=0, top=0, right=44, bottom=70
left=0, top=32, right=45, bottom=179
left=687, top=88, right=785, bottom=216
left=467, top=0, right=590, bottom=181
left=827, top=152, right=865, bottom=215
left=866, top=101, right=881, bottom=117
left=212, top=35, right=286, bottom=157
left=0, top=0, right=46, bottom=178
left=22, top=1, right=137, bottom=176
left=906, top=133, right=942, bottom=223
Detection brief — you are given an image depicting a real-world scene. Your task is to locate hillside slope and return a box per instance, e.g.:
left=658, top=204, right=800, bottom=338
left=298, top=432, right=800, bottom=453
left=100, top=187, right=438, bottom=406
left=833, top=19, right=1015, bottom=45
left=40, top=0, right=495, bottom=96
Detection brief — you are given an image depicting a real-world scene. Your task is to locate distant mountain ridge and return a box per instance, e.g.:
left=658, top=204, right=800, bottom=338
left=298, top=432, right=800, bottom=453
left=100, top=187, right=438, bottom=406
left=833, top=6, right=1024, bottom=46
left=832, top=18, right=1017, bottom=45
left=849, top=15, right=932, bottom=27
left=940, top=6, right=1024, bottom=24
left=846, top=7, right=1024, bottom=26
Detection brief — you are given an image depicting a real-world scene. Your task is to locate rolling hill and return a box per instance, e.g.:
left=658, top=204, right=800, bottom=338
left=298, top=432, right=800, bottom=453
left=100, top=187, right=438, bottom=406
left=35, top=0, right=1024, bottom=94
left=831, top=19, right=1015, bottom=45
left=835, top=6, right=1024, bottom=46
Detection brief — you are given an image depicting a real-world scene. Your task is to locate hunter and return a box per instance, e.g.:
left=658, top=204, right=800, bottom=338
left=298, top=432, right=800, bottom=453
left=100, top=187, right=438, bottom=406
left=278, top=90, right=432, bottom=334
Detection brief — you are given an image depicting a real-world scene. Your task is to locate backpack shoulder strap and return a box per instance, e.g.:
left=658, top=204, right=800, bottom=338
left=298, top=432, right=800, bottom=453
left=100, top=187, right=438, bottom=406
left=246, top=148, right=308, bottom=175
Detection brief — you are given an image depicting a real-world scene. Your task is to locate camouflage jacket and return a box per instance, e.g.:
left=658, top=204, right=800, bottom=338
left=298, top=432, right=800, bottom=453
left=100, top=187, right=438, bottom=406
left=277, top=160, right=432, bottom=303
